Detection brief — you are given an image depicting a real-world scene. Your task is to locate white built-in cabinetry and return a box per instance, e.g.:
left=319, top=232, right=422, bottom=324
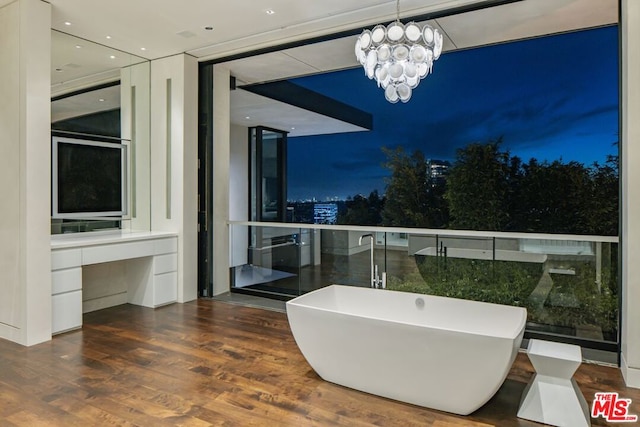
left=51, top=231, right=178, bottom=334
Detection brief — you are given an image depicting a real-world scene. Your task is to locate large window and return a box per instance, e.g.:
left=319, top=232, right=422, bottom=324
left=213, top=1, right=619, bottom=358
left=285, top=26, right=619, bottom=236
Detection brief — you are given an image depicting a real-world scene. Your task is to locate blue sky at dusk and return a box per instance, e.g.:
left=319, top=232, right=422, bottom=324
left=286, top=26, right=619, bottom=201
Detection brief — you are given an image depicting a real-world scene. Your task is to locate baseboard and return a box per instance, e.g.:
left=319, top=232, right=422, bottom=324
left=0, top=322, right=22, bottom=345
left=83, top=292, right=128, bottom=313
left=621, top=353, right=640, bottom=389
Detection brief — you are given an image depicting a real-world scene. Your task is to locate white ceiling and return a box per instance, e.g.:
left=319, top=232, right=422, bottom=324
left=52, top=85, right=120, bottom=123
left=51, top=30, right=146, bottom=97
left=48, top=0, right=618, bottom=136
left=232, top=88, right=369, bottom=137
left=224, top=0, right=617, bottom=85
left=48, top=0, right=618, bottom=63
left=49, top=0, right=497, bottom=61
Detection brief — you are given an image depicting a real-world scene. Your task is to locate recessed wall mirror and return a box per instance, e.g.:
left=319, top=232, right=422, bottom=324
left=51, top=30, right=151, bottom=234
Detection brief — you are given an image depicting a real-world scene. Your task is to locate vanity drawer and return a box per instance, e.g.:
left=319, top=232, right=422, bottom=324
left=82, top=240, right=155, bottom=265
left=154, top=237, right=178, bottom=255
left=154, top=272, right=177, bottom=307
left=52, top=267, right=82, bottom=294
left=51, top=248, right=82, bottom=270
left=154, top=253, right=177, bottom=275
left=52, top=290, right=82, bottom=334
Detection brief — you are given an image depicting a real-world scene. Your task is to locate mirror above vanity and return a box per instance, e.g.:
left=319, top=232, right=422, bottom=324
left=51, top=30, right=151, bottom=234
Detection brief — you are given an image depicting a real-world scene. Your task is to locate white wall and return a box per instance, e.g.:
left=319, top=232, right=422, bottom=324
left=0, top=0, right=21, bottom=335
left=150, top=54, right=198, bottom=303
left=121, top=62, right=151, bottom=232
left=621, top=0, right=640, bottom=388
left=230, top=123, right=249, bottom=267
left=320, top=230, right=370, bottom=256
left=0, top=0, right=51, bottom=346
left=212, top=65, right=231, bottom=296
left=82, top=261, right=129, bottom=313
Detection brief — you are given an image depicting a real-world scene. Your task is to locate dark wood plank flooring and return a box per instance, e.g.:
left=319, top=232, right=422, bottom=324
left=0, top=300, right=637, bottom=426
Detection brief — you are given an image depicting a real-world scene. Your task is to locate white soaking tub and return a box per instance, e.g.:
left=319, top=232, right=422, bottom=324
left=286, top=284, right=526, bottom=415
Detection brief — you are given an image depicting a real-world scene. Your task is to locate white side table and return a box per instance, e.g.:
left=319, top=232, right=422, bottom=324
left=517, top=339, right=590, bottom=427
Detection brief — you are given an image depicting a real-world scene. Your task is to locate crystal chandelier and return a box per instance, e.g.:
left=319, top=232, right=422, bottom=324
left=355, top=0, right=443, bottom=103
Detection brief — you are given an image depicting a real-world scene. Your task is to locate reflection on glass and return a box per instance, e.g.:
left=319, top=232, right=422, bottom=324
left=391, top=235, right=619, bottom=345
left=51, top=30, right=147, bottom=98
left=232, top=226, right=303, bottom=298
left=50, top=30, right=150, bottom=234
left=230, top=223, right=618, bottom=352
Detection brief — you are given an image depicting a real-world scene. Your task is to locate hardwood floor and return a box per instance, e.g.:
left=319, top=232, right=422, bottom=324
left=0, top=300, right=637, bottom=426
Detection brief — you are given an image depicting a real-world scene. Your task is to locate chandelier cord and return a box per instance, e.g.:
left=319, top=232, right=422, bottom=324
left=396, top=0, right=400, bottom=24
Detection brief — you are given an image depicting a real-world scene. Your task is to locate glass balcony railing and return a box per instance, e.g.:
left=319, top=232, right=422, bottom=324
left=229, top=221, right=619, bottom=351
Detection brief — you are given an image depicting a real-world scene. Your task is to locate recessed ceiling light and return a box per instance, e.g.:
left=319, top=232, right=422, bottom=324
left=140, top=47, right=146, bottom=51
left=110, top=55, right=116, bottom=59
left=98, top=98, right=105, bottom=102
left=75, top=45, right=82, bottom=49
left=245, top=116, right=251, bottom=119
left=64, top=21, right=71, bottom=26
left=55, top=68, right=63, bottom=72
left=291, top=127, right=296, bottom=130
left=106, top=35, right=112, bottom=39
left=265, top=9, right=275, bottom=15
left=204, top=26, right=214, bottom=31
left=177, top=30, right=197, bottom=38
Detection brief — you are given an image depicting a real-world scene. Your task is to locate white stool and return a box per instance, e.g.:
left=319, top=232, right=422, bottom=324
left=517, top=339, right=590, bottom=427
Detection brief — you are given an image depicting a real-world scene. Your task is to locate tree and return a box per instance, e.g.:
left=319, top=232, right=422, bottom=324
left=445, top=139, right=511, bottom=231
left=589, top=154, right=619, bottom=236
left=381, top=147, right=448, bottom=228
left=338, top=190, right=384, bottom=226
left=378, top=139, right=618, bottom=235
left=516, top=159, right=593, bottom=234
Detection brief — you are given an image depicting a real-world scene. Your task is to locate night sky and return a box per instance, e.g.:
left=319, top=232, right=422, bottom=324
left=286, top=26, right=619, bottom=201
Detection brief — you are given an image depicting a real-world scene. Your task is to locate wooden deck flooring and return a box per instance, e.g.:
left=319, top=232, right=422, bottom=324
left=0, top=300, right=637, bottom=426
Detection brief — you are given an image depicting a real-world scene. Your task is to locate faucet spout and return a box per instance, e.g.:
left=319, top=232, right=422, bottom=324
left=359, top=233, right=385, bottom=289
left=358, top=233, right=374, bottom=246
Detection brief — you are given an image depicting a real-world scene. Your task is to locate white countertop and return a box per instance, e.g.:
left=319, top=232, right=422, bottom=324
left=51, top=230, right=177, bottom=249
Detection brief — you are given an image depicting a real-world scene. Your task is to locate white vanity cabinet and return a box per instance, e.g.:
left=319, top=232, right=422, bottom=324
left=51, top=248, right=83, bottom=334
left=51, top=231, right=178, bottom=334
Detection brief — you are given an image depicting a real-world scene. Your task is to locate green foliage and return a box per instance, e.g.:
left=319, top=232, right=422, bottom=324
left=385, top=270, right=430, bottom=294
left=375, top=139, right=620, bottom=341
left=380, top=147, right=448, bottom=228
left=537, top=261, right=618, bottom=336
left=445, top=138, right=511, bottom=230
left=513, top=159, right=594, bottom=234
left=413, top=257, right=541, bottom=306
left=386, top=254, right=619, bottom=338
left=588, top=155, right=619, bottom=236
left=509, top=155, right=618, bottom=236
left=379, top=139, right=618, bottom=235
left=338, top=190, right=384, bottom=226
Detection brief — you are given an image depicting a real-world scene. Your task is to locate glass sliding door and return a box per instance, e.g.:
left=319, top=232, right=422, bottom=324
left=250, top=126, right=287, bottom=222
left=232, top=126, right=299, bottom=299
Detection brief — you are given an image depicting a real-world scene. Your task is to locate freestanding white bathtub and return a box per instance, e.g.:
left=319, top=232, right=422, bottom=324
left=286, top=284, right=527, bottom=415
